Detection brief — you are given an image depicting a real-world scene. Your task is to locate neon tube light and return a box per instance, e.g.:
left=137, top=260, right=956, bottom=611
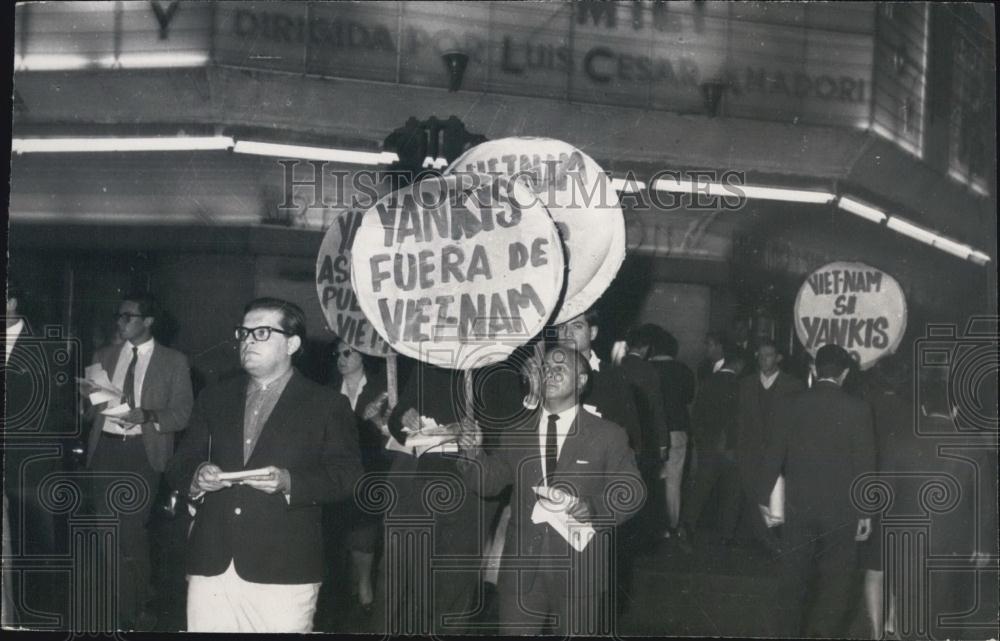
left=837, top=196, right=888, bottom=223
left=652, top=177, right=835, bottom=204
left=12, top=136, right=235, bottom=153
left=233, top=141, right=398, bottom=165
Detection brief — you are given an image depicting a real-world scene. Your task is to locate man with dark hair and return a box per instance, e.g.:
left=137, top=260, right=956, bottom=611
left=679, top=344, right=745, bottom=546
left=697, top=331, right=728, bottom=382
left=618, top=324, right=667, bottom=540
left=456, top=345, right=644, bottom=635
left=555, top=310, right=641, bottom=453
left=648, top=327, right=696, bottom=539
left=759, top=343, right=876, bottom=638
left=166, top=297, right=362, bottom=632
left=735, top=339, right=803, bottom=553
left=84, top=291, right=194, bottom=630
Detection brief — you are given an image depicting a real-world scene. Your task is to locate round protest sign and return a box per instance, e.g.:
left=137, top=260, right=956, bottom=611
left=446, top=137, right=625, bottom=324
left=316, top=208, right=393, bottom=356
left=794, top=261, right=907, bottom=370
left=350, top=174, right=565, bottom=369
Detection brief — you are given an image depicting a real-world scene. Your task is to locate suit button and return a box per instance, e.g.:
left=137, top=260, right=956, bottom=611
left=234, top=508, right=242, bottom=515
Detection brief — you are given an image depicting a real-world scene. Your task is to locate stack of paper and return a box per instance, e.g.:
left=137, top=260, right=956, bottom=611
left=100, top=403, right=134, bottom=422
left=78, top=364, right=123, bottom=405
left=384, top=435, right=412, bottom=455
left=530, top=485, right=596, bottom=552
left=398, top=416, right=459, bottom=457
left=217, top=468, right=274, bottom=482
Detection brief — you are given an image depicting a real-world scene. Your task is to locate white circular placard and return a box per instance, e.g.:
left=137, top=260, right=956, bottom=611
left=350, top=174, right=565, bottom=369
left=316, top=208, right=393, bottom=356
left=446, top=137, right=625, bottom=324
left=794, top=261, right=907, bottom=370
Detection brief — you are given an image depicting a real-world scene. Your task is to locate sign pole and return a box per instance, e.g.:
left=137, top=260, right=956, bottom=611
left=386, top=352, right=398, bottom=408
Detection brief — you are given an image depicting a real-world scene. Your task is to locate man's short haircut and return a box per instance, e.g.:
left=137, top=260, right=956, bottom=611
left=582, top=307, right=601, bottom=328
left=244, top=297, right=307, bottom=348
left=626, top=323, right=659, bottom=351
left=756, top=338, right=779, bottom=353
left=815, top=344, right=852, bottom=379
left=122, top=291, right=162, bottom=321
left=652, top=327, right=680, bottom=358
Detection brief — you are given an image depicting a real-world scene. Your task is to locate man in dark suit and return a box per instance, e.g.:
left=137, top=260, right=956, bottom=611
left=166, top=298, right=362, bottom=632
left=679, top=346, right=745, bottom=545
left=696, top=331, right=727, bottom=383
left=3, top=280, right=76, bottom=624
left=456, top=345, right=644, bottom=635
left=759, top=344, right=876, bottom=638
left=618, top=324, right=667, bottom=540
left=555, top=309, right=643, bottom=615
left=555, top=309, right=641, bottom=453
left=84, top=292, right=194, bottom=630
left=736, top=339, right=803, bottom=551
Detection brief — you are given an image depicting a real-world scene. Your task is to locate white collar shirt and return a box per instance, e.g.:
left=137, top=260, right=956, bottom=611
left=760, top=370, right=780, bottom=390
left=340, top=374, right=368, bottom=411
left=101, top=338, right=155, bottom=435
left=538, top=405, right=578, bottom=485
left=712, top=358, right=725, bottom=373
left=5, top=319, right=24, bottom=364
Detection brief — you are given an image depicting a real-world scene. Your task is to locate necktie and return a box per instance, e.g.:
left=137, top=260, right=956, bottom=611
left=122, top=347, right=138, bottom=408
left=545, top=413, right=559, bottom=486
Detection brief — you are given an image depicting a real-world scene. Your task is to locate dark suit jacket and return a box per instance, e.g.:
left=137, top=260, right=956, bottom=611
left=649, top=357, right=695, bottom=435
left=3, top=322, right=77, bottom=556
left=386, top=363, right=492, bottom=557
left=618, top=354, right=667, bottom=457
left=4, top=321, right=76, bottom=440
left=459, top=408, right=644, bottom=596
left=165, top=370, right=363, bottom=584
left=583, top=365, right=642, bottom=454
left=736, top=371, right=803, bottom=481
left=760, top=380, right=876, bottom=522
left=691, top=369, right=741, bottom=453
left=332, top=372, right=389, bottom=473
left=86, top=341, right=193, bottom=473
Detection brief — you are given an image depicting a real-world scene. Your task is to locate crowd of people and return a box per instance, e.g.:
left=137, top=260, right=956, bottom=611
left=3, top=282, right=996, bottom=637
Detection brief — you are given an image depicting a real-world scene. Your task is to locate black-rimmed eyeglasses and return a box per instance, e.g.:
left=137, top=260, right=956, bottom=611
left=234, top=326, right=292, bottom=342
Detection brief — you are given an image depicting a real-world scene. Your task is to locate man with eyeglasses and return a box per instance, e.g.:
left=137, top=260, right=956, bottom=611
left=166, top=297, right=363, bottom=633
left=84, top=292, right=194, bottom=631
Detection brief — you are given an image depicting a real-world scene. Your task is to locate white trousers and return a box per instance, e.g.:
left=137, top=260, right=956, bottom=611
left=186, top=560, right=320, bottom=633
left=663, top=431, right=688, bottom=529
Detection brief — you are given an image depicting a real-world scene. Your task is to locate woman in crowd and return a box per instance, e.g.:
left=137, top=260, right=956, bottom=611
left=328, top=339, right=390, bottom=615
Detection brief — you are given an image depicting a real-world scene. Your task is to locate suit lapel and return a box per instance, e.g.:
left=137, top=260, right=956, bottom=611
left=140, top=344, right=161, bottom=407
left=217, top=376, right=248, bottom=471
left=555, top=410, right=589, bottom=474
